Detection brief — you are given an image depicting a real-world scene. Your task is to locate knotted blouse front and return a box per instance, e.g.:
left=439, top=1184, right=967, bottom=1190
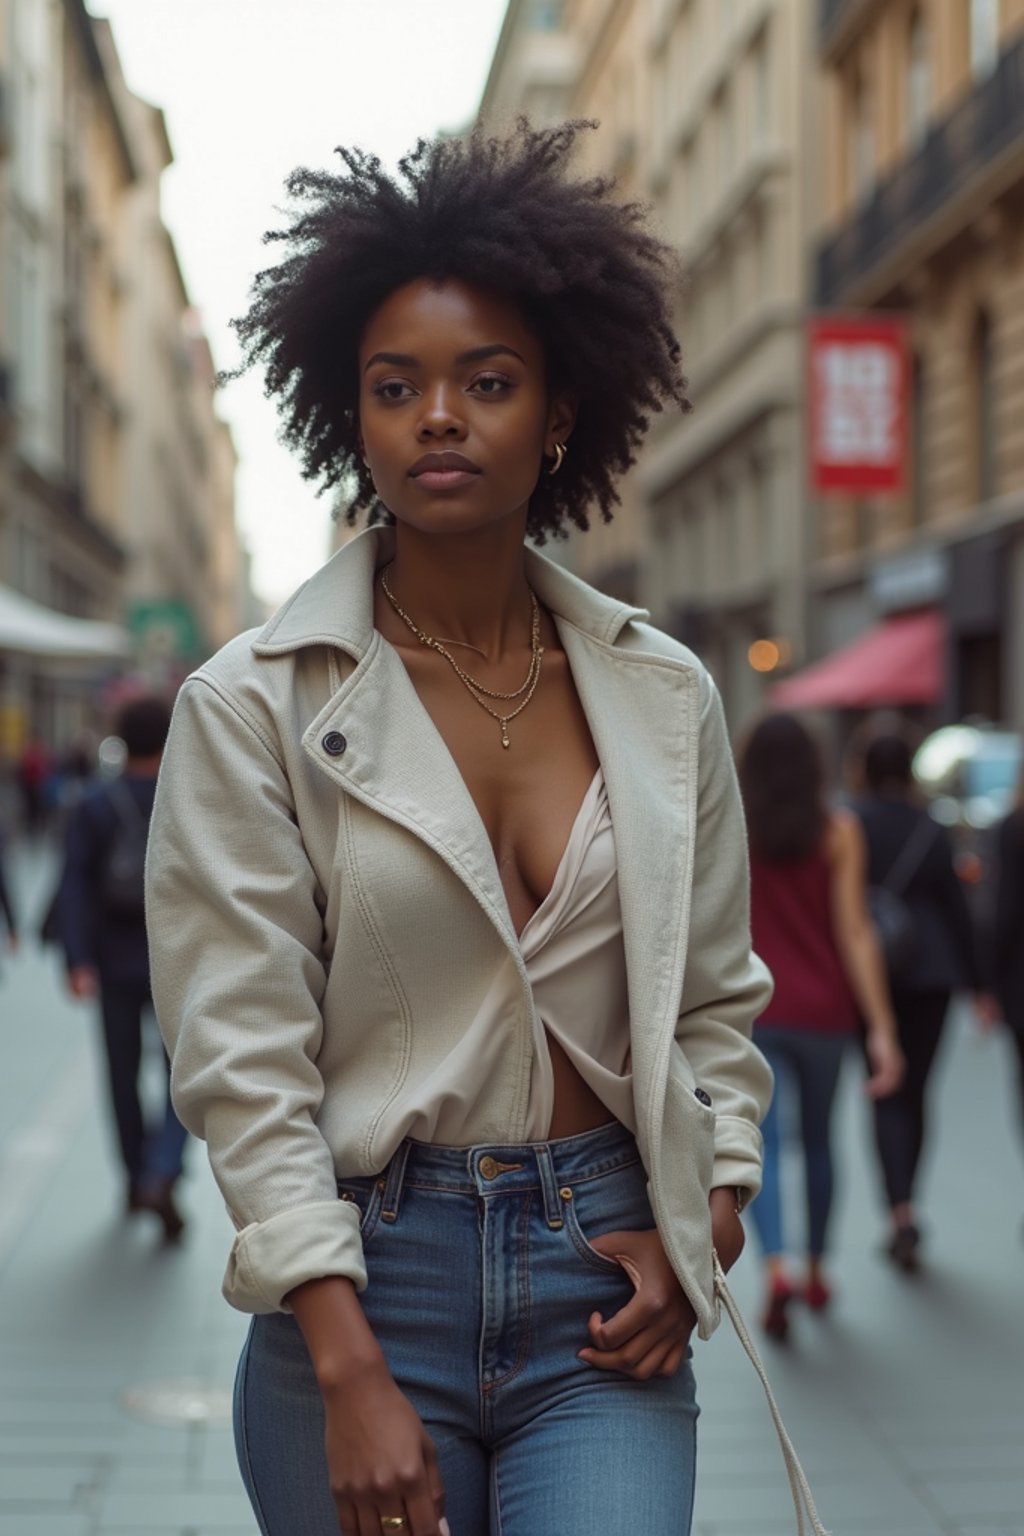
left=380, top=767, right=635, bottom=1146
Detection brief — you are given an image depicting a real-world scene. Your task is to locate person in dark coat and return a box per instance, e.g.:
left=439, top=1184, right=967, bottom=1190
left=853, top=730, right=992, bottom=1271
left=58, top=695, right=187, bottom=1240
left=0, top=835, right=18, bottom=960
left=992, top=779, right=1024, bottom=1143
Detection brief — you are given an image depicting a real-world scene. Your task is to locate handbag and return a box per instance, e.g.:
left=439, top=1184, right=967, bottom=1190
left=866, top=814, right=939, bottom=982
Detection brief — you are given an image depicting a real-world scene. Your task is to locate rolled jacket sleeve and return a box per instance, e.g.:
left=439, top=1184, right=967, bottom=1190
left=146, top=674, right=366, bottom=1312
left=675, top=672, right=774, bottom=1197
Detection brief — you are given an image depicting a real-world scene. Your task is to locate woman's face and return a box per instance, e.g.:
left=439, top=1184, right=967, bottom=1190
left=358, top=277, right=573, bottom=538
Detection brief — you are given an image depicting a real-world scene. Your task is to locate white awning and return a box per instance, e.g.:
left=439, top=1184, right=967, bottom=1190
left=0, top=584, right=132, bottom=661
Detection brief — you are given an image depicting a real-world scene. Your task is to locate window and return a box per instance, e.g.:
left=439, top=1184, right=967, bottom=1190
left=753, top=26, right=771, bottom=142
left=972, top=310, right=996, bottom=503
left=907, top=8, right=931, bottom=148
left=849, top=67, right=875, bottom=203
left=721, top=83, right=735, bottom=176
left=910, top=353, right=927, bottom=524
left=528, top=0, right=564, bottom=30
left=970, top=0, right=1000, bottom=78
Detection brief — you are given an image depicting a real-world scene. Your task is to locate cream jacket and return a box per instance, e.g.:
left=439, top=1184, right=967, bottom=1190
left=147, top=528, right=773, bottom=1340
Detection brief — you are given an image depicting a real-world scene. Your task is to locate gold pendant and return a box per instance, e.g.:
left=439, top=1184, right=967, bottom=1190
left=500, top=719, right=510, bottom=749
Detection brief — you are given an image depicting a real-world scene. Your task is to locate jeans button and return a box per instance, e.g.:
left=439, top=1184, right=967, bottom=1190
left=479, top=1155, right=499, bottom=1180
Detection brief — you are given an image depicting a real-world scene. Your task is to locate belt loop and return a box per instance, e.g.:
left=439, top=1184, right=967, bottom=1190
left=380, top=1140, right=412, bottom=1224
left=533, top=1143, right=564, bottom=1229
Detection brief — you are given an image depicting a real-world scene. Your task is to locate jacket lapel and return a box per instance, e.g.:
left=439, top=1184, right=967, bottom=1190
left=557, top=619, right=700, bottom=1132
left=302, top=631, right=522, bottom=958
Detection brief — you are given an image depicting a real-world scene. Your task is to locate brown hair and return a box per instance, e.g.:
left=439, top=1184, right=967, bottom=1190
left=738, top=713, right=828, bottom=864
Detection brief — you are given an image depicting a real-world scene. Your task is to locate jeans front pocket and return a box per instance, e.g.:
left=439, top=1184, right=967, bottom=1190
left=336, top=1175, right=385, bottom=1246
left=558, top=1159, right=652, bottom=1276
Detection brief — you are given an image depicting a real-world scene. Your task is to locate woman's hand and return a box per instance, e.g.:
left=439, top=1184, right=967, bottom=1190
left=577, top=1227, right=696, bottom=1380
left=708, top=1185, right=746, bottom=1272
left=322, top=1360, right=448, bottom=1536
left=287, top=1277, right=448, bottom=1536
left=864, top=1024, right=904, bottom=1099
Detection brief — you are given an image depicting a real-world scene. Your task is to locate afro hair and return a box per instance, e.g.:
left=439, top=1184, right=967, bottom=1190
left=228, top=118, right=690, bottom=542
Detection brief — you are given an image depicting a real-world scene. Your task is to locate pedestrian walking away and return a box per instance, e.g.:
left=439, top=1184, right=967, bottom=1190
left=148, top=122, right=831, bottom=1536
left=739, top=714, right=903, bottom=1341
left=56, top=694, right=188, bottom=1242
left=853, top=728, right=993, bottom=1272
left=991, top=760, right=1024, bottom=1166
left=0, top=829, right=18, bottom=969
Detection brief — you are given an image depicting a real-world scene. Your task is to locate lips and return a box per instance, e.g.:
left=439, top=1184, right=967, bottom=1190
left=408, top=451, right=481, bottom=478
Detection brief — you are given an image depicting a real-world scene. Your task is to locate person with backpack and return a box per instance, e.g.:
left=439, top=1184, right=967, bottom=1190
left=852, top=729, right=992, bottom=1272
left=58, top=695, right=187, bottom=1241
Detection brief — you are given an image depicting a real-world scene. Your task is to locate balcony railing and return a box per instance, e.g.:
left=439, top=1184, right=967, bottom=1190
left=817, top=29, right=1024, bottom=304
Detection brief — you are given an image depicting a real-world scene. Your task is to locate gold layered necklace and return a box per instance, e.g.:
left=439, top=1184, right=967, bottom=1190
left=379, top=563, right=544, bottom=749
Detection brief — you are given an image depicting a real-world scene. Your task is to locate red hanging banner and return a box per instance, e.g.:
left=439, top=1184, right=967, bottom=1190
left=808, top=315, right=910, bottom=493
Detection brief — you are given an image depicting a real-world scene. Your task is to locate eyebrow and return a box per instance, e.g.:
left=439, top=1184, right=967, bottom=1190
left=363, top=343, right=527, bottom=373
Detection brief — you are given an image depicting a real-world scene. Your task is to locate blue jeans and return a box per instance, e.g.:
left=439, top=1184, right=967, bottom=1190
left=750, top=1027, right=848, bottom=1260
left=234, top=1122, right=699, bottom=1535
left=99, top=981, right=188, bottom=1188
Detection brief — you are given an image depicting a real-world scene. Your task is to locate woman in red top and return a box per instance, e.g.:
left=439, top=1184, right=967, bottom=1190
left=739, top=714, right=902, bottom=1339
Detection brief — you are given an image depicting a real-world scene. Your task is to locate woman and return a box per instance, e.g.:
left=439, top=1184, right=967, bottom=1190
left=740, top=714, right=902, bottom=1340
left=148, top=124, right=790, bottom=1536
left=991, top=767, right=1024, bottom=1153
left=853, top=730, right=987, bottom=1271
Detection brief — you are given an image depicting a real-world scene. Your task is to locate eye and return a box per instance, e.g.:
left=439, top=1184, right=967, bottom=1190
left=470, top=373, right=512, bottom=396
left=371, top=379, right=415, bottom=402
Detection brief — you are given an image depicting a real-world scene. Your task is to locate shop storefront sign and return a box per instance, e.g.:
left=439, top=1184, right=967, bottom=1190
left=871, top=547, right=949, bottom=613
left=808, top=314, right=910, bottom=493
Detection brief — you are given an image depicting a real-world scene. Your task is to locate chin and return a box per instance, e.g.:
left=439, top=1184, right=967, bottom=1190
left=391, top=502, right=518, bottom=537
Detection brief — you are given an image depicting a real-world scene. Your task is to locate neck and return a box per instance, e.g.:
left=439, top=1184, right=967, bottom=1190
left=384, top=519, right=534, bottom=660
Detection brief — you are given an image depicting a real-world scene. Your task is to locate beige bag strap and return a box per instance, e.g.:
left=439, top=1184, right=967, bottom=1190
left=713, top=1254, right=834, bottom=1536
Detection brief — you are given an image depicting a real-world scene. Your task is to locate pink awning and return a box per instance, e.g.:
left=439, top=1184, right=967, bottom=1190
left=771, top=609, right=945, bottom=710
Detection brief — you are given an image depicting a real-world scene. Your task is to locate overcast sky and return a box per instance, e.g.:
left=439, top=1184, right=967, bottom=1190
left=88, top=1, right=509, bottom=608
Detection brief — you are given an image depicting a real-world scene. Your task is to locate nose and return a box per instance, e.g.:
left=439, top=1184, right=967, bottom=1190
left=416, top=382, right=467, bottom=441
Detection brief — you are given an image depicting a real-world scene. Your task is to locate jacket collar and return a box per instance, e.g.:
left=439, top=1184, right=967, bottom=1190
left=251, top=526, right=649, bottom=659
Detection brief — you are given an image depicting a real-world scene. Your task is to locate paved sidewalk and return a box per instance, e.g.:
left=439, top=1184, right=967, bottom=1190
left=1, top=838, right=1022, bottom=1535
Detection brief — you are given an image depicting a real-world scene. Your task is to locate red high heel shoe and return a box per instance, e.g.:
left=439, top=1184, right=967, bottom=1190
left=761, top=1277, right=794, bottom=1341
left=802, top=1276, right=832, bottom=1312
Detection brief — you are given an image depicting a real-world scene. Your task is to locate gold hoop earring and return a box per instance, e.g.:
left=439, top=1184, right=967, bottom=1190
left=547, top=442, right=567, bottom=476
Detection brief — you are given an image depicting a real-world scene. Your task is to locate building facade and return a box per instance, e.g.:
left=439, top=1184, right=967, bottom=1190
left=480, top=0, right=816, bottom=726
left=641, top=0, right=814, bottom=727
left=480, top=0, right=576, bottom=132
left=814, top=0, right=1024, bottom=729
left=0, top=0, right=246, bottom=758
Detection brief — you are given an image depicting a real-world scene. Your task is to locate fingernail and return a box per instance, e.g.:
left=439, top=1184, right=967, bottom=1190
left=440, top=1520, right=451, bottom=1536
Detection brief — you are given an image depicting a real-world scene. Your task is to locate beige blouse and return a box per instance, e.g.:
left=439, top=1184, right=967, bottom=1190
left=372, top=767, right=634, bottom=1146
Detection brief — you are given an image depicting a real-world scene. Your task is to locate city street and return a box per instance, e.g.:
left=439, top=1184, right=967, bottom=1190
left=0, top=838, right=1022, bottom=1536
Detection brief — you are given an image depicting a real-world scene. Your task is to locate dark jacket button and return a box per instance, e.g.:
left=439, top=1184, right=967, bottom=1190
left=694, top=1088, right=712, bottom=1107
left=322, top=731, right=347, bottom=757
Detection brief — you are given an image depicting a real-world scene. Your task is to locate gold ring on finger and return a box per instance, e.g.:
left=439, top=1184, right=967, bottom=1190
left=380, top=1520, right=407, bottom=1531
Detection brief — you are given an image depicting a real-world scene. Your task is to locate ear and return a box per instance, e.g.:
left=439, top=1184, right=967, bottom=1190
left=545, top=393, right=577, bottom=455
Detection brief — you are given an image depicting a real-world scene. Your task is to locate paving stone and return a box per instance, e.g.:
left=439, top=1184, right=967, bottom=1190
left=0, top=1463, right=97, bottom=1501
left=0, top=1515, right=91, bottom=1535
left=96, top=1489, right=256, bottom=1528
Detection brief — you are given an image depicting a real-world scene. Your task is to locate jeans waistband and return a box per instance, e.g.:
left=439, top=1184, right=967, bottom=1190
left=373, top=1120, right=640, bottom=1228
